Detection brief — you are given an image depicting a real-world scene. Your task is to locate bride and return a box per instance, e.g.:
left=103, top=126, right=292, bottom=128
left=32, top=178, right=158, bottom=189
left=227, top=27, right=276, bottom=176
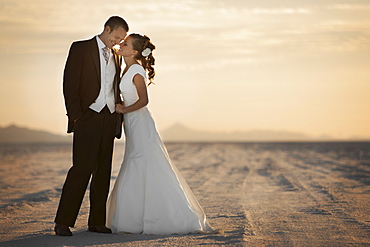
left=106, top=33, right=214, bottom=235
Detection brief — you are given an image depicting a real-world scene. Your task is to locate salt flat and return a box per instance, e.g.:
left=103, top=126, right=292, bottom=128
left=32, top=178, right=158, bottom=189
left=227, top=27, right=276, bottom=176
left=0, top=142, right=369, bottom=246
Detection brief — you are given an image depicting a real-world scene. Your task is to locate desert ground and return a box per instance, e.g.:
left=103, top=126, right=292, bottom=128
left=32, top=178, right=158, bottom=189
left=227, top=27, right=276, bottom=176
left=0, top=142, right=369, bottom=246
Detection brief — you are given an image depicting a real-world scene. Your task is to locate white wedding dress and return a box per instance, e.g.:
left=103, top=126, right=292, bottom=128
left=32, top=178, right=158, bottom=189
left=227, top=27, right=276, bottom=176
left=106, top=64, right=213, bottom=235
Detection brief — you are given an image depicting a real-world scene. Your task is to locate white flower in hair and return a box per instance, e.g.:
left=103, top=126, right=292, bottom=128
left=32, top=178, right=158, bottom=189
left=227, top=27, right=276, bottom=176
left=141, top=48, right=151, bottom=57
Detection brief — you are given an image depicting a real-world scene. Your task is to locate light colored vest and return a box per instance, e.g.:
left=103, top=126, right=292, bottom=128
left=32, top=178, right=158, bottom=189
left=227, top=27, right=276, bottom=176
left=90, top=37, right=116, bottom=113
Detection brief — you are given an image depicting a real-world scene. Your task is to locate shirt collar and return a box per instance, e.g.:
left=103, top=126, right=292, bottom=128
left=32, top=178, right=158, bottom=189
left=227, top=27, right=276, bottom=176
left=96, top=35, right=107, bottom=50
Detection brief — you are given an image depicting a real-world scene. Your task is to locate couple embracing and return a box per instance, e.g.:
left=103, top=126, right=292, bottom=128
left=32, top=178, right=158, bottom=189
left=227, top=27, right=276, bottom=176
left=54, top=16, right=214, bottom=236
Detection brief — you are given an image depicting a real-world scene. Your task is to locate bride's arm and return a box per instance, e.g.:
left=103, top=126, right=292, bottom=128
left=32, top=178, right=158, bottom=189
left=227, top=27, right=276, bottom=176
left=116, top=74, right=148, bottom=114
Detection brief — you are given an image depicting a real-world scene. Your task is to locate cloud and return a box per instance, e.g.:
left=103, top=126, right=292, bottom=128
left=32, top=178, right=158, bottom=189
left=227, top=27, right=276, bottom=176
left=328, top=4, right=370, bottom=10
left=251, top=8, right=311, bottom=15
left=0, top=0, right=369, bottom=66
left=159, top=56, right=273, bottom=73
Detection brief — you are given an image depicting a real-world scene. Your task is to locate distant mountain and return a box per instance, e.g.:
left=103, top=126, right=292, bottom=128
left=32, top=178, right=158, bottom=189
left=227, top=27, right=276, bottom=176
left=0, top=125, right=71, bottom=143
left=1, top=123, right=367, bottom=143
left=161, top=123, right=331, bottom=142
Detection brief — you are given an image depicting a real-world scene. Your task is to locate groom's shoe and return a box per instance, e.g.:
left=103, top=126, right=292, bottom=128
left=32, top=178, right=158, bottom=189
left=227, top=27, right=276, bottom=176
left=55, top=224, right=72, bottom=236
left=88, top=225, right=112, bottom=234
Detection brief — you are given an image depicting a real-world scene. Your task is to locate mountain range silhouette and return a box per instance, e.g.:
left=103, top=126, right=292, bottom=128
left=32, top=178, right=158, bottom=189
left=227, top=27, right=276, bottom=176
left=160, top=123, right=326, bottom=142
left=0, top=123, right=342, bottom=143
left=0, top=125, right=71, bottom=143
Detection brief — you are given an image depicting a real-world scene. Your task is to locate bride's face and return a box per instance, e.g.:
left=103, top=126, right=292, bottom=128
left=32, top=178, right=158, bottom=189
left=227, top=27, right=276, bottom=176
left=117, top=36, right=137, bottom=57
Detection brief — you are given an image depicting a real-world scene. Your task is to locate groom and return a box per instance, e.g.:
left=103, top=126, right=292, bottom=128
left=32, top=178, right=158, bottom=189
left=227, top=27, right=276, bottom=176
left=54, top=16, right=128, bottom=236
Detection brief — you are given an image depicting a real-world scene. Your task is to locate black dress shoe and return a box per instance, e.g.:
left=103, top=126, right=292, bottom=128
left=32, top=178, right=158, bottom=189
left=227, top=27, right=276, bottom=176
left=88, top=225, right=112, bottom=233
left=55, top=224, right=72, bottom=236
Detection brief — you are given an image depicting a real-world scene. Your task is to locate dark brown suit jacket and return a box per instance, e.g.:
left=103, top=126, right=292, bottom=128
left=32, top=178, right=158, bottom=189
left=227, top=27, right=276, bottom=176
left=63, top=37, right=123, bottom=138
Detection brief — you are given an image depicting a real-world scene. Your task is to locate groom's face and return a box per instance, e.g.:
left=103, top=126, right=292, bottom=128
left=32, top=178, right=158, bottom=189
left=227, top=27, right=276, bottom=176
left=106, top=26, right=127, bottom=48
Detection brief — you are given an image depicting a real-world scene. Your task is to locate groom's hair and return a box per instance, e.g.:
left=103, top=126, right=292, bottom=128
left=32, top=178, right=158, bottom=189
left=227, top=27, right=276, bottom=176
left=105, top=16, right=129, bottom=32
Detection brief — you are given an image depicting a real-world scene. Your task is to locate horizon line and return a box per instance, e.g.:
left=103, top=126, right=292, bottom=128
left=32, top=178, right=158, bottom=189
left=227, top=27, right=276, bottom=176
left=1, top=123, right=370, bottom=141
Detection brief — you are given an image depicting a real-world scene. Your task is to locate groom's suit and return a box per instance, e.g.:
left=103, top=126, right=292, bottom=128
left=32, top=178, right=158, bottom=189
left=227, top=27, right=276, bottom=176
left=55, top=37, right=122, bottom=227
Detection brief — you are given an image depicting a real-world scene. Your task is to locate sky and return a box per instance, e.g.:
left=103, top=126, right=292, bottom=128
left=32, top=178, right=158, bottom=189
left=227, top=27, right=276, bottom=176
left=0, top=0, right=369, bottom=139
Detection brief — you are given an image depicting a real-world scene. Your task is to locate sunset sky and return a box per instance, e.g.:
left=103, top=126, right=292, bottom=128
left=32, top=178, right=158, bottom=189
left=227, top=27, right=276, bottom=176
left=0, top=0, right=369, bottom=139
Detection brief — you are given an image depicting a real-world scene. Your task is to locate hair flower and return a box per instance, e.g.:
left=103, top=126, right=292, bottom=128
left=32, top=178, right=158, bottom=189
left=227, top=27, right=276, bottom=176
left=141, top=48, right=151, bottom=57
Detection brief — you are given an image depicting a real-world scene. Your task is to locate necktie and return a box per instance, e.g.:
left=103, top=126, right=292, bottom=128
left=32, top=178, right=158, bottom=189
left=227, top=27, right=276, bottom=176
left=102, top=47, right=110, bottom=64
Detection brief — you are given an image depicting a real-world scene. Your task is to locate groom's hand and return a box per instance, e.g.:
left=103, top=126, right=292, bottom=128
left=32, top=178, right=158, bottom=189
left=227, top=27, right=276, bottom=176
left=115, top=103, right=125, bottom=114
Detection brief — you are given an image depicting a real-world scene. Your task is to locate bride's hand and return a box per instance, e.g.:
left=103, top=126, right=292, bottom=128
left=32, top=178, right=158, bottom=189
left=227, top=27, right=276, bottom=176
left=116, top=103, right=125, bottom=114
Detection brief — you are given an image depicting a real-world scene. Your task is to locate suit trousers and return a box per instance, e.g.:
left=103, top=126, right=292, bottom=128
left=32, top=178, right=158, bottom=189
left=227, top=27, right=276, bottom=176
left=55, top=106, right=117, bottom=227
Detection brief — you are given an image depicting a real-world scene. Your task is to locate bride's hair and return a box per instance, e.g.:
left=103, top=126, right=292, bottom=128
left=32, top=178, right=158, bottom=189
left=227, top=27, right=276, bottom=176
left=130, top=33, right=156, bottom=85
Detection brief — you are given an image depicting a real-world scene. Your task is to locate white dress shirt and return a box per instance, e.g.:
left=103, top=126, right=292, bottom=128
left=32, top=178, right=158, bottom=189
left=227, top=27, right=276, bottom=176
left=89, top=36, right=116, bottom=113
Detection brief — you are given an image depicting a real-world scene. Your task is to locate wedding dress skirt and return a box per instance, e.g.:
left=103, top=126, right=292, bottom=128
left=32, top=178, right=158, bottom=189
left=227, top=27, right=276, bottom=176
left=106, top=64, right=213, bottom=235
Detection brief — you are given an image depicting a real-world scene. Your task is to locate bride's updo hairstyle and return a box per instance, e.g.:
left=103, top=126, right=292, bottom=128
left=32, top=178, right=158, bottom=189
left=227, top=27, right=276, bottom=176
left=130, top=33, right=156, bottom=85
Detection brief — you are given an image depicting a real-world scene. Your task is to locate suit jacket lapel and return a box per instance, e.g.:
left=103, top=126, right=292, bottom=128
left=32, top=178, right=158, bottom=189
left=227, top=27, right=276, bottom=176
left=90, top=38, right=101, bottom=85
left=113, top=50, right=122, bottom=104
left=112, top=49, right=124, bottom=139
